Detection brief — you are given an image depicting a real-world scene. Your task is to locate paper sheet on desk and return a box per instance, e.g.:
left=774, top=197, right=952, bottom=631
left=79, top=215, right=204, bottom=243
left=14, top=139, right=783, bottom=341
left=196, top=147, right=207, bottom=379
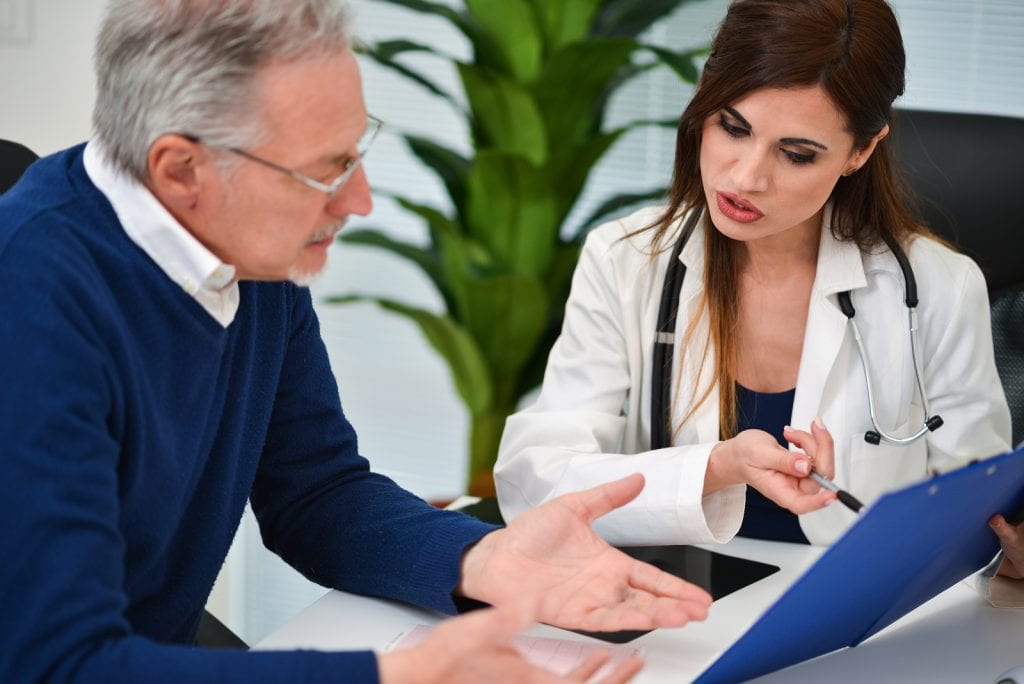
left=386, top=624, right=643, bottom=679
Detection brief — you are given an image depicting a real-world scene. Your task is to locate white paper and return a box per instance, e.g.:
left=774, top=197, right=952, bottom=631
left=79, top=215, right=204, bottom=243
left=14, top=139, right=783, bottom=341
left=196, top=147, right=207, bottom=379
left=387, top=623, right=643, bottom=681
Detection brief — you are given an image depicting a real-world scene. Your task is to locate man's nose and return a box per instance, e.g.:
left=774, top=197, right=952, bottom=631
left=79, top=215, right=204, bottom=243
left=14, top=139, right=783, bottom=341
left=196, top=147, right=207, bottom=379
left=327, top=164, right=372, bottom=218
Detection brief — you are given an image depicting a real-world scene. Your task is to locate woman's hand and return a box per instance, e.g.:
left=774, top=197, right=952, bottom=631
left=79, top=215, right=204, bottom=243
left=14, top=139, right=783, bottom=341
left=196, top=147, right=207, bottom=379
left=989, top=514, right=1024, bottom=580
left=705, top=418, right=836, bottom=514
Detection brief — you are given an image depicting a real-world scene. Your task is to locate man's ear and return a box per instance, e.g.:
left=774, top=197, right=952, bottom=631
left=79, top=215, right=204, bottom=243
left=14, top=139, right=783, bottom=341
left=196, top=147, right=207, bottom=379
left=145, top=134, right=209, bottom=211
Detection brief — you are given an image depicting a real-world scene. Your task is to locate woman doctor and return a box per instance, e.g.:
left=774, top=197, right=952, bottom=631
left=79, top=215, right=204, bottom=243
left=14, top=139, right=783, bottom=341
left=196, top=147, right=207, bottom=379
left=494, top=0, right=1012, bottom=547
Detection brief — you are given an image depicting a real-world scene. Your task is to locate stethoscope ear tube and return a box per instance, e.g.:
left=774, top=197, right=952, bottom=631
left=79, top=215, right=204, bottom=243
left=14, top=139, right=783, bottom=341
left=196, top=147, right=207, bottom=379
left=651, top=213, right=939, bottom=451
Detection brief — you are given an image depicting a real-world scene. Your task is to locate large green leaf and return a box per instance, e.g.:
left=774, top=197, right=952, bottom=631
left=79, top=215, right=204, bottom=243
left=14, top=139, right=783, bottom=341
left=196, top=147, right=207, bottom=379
left=326, top=295, right=494, bottom=415
left=544, top=129, right=626, bottom=222
left=404, top=135, right=470, bottom=222
left=591, top=0, right=695, bottom=38
left=465, top=151, right=560, bottom=277
left=359, top=42, right=463, bottom=115
left=336, top=228, right=457, bottom=315
left=365, top=192, right=475, bottom=314
left=523, top=0, right=602, bottom=54
left=332, top=0, right=709, bottom=493
left=592, top=60, right=662, bottom=129
left=336, top=228, right=439, bottom=281
left=514, top=241, right=582, bottom=396
left=370, top=0, right=479, bottom=42
left=459, top=64, right=548, bottom=166
left=459, top=273, right=551, bottom=380
left=575, top=187, right=669, bottom=236
left=432, top=225, right=498, bottom=322
left=465, top=0, right=543, bottom=84
left=366, top=38, right=444, bottom=62
left=644, top=44, right=708, bottom=84
left=386, top=195, right=462, bottom=241
left=531, top=39, right=637, bottom=147
left=382, top=195, right=482, bottom=318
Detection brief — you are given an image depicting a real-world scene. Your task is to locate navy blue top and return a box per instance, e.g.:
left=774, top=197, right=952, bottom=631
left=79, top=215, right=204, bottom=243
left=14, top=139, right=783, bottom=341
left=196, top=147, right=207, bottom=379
left=0, top=145, right=498, bottom=683
left=735, top=384, right=810, bottom=544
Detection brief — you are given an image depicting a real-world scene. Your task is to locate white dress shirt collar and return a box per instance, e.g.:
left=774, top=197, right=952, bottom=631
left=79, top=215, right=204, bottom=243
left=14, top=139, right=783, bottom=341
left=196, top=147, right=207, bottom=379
left=83, top=141, right=239, bottom=327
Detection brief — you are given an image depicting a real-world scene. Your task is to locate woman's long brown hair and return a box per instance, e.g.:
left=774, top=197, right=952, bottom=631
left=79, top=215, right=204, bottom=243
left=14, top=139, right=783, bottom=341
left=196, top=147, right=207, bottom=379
left=645, top=0, right=936, bottom=440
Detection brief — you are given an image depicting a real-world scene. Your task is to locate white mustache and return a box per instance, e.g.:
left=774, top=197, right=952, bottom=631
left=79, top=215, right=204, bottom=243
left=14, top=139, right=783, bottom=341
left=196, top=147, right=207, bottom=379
left=309, top=220, right=346, bottom=244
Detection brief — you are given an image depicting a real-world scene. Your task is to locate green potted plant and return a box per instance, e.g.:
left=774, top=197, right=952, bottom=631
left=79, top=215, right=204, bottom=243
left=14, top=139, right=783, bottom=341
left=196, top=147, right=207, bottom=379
left=331, top=0, right=706, bottom=496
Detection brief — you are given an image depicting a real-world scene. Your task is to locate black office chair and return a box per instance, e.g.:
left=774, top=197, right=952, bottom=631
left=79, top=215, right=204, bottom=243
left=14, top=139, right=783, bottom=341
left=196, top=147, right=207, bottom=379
left=0, top=139, right=248, bottom=649
left=892, top=109, right=1024, bottom=447
left=0, top=139, right=38, bottom=194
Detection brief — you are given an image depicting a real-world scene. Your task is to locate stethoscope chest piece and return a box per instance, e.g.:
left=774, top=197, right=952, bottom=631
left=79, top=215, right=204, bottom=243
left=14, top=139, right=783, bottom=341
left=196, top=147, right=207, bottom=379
left=836, top=232, right=942, bottom=446
left=651, top=211, right=942, bottom=449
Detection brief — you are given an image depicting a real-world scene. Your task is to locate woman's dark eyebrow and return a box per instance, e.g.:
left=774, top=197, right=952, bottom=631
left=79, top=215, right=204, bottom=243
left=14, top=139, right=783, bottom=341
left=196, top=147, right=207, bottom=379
left=780, top=136, right=828, bottom=151
left=723, top=106, right=829, bottom=151
left=724, top=106, right=752, bottom=129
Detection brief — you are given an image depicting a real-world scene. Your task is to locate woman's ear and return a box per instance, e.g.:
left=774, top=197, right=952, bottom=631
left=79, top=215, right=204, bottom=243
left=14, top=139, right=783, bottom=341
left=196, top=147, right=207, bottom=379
left=846, top=124, right=891, bottom=174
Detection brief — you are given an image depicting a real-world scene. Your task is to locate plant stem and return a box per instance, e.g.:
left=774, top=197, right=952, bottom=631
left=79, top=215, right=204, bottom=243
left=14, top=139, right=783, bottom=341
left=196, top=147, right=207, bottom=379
left=467, top=407, right=513, bottom=497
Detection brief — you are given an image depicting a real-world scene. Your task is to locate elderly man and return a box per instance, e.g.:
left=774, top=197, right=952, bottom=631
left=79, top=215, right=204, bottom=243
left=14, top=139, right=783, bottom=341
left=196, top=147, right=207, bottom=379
left=0, top=2, right=714, bottom=683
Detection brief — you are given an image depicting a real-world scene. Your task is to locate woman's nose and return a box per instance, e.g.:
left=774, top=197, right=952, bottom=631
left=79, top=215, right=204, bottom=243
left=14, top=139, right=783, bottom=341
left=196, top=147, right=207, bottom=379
left=729, top=147, right=771, bottom=194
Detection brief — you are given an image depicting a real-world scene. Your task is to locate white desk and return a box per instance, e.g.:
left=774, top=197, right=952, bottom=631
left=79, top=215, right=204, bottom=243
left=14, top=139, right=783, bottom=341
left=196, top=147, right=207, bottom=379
left=255, top=537, right=1024, bottom=682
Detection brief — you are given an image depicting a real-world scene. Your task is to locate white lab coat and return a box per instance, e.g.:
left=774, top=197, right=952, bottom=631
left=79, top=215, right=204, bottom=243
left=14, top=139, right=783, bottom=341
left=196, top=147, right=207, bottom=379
left=495, top=205, right=1011, bottom=546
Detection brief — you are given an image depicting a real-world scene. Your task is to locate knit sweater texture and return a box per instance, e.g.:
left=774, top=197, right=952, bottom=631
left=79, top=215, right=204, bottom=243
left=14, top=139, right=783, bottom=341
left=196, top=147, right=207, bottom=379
left=0, top=145, right=495, bottom=683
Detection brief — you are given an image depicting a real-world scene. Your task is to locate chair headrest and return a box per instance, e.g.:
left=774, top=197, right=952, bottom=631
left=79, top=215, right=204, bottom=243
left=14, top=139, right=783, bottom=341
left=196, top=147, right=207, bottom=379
left=0, top=139, right=39, bottom=195
left=892, top=109, right=1024, bottom=294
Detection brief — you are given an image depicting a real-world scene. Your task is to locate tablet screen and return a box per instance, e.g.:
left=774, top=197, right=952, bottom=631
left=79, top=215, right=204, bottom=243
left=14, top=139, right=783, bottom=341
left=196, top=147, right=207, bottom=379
left=453, top=497, right=780, bottom=644
left=575, top=545, right=779, bottom=643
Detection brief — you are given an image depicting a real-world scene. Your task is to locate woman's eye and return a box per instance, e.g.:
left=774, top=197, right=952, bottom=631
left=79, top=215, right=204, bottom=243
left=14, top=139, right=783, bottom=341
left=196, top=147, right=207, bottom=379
left=784, top=150, right=816, bottom=165
left=718, top=116, right=748, bottom=138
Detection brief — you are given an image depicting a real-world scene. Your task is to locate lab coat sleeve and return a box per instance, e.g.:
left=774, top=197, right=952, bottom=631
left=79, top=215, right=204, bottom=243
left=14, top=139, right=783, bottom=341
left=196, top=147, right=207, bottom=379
left=918, top=244, right=1012, bottom=471
left=494, top=224, right=744, bottom=546
left=988, top=575, right=1024, bottom=607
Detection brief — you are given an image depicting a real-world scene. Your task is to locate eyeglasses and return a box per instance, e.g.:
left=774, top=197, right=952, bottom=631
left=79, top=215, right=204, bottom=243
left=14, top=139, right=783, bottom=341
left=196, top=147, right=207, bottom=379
left=185, top=114, right=382, bottom=198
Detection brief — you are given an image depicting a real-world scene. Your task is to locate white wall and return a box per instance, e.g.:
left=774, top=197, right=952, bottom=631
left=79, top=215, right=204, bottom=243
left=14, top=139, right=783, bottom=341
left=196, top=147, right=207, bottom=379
left=0, top=1, right=100, bottom=153
left=3, top=0, right=1023, bottom=645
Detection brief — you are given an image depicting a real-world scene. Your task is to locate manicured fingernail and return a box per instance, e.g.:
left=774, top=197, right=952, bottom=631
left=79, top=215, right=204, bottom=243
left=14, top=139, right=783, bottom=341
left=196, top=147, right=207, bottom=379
left=795, top=459, right=810, bottom=475
left=813, top=417, right=825, bottom=430
left=783, top=425, right=793, bottom=432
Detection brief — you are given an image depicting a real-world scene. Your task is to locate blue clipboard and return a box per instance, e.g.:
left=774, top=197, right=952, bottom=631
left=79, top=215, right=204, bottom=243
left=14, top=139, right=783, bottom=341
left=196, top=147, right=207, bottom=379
left=694, top=444, right=1024, bottom=684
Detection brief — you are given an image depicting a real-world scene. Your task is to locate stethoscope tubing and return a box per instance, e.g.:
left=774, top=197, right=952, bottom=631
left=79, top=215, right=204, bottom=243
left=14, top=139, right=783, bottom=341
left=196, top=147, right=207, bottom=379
left=650, top=210, right=700, bottom=450
left=847, top=307, right=939, bottom=445
left=651, top=208, right=943, bottom=449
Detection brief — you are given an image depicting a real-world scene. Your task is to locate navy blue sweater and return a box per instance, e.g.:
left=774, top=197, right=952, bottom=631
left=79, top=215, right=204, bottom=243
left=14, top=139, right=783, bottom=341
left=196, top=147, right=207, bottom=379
left=0, top=145, right=496, bottom=683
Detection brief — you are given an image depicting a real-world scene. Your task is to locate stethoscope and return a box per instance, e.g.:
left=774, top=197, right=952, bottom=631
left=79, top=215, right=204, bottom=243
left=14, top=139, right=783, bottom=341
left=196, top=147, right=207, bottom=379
left=650, top=208, right=944, bottom=450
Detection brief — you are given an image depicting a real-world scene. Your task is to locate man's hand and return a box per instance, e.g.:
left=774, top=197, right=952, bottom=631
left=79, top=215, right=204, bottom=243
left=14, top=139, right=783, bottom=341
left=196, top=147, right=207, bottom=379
left=989, top=514, right=1024, bottom=580
left=377, top=604, right=644, bottom=684
left=456, top=474, right=712, bottom=633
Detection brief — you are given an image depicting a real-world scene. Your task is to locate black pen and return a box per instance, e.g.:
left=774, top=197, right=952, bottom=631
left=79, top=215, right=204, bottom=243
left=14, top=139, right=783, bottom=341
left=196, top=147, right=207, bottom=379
left=808, top=468, right=864, bottom=513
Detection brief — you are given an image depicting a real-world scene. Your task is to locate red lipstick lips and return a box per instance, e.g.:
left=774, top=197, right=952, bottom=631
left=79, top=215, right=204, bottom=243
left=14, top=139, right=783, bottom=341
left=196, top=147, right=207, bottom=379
left=716, top=191, right=764, bottom=223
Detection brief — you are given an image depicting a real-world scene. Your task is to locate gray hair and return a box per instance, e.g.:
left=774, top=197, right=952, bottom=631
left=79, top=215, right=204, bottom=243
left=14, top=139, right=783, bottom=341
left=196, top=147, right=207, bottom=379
left=92, top=0, right=353, bottom=180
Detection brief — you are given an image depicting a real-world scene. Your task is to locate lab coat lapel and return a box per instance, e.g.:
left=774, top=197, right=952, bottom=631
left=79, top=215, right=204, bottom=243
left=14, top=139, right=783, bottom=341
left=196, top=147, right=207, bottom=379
left=676, top=218, right=721, bottom=444
left=791, top=207, right=868, bottom=431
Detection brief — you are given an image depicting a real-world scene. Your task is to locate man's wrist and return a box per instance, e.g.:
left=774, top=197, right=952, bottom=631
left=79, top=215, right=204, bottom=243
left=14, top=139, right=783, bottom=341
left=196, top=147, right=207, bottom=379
left=456, top=532, right=496, bottom=602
